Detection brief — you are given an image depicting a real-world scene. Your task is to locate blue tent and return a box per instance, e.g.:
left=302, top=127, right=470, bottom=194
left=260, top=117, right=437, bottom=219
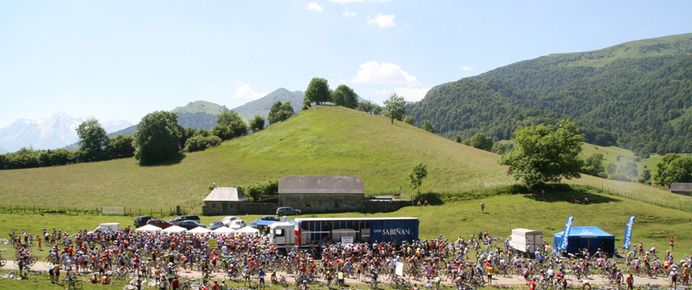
left=553, top=226, right=615, bottom=256
left=251, top=219, right=278, bottom=227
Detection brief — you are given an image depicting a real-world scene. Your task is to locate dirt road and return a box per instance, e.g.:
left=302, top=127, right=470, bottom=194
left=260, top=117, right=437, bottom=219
left=2, top=260, right=673, bottom=288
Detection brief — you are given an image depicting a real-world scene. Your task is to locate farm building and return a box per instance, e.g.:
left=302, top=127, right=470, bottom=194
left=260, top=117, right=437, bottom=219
left=670, top=183, right=692, bottom=194
left=201, top=187, right=245, bottom=215
left=278, top=176, right=365, bottom=213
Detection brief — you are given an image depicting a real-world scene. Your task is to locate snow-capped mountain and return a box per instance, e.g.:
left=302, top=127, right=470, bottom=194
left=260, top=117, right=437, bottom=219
left=101, top=120, right=133, bottom=134
left=0, top=113, right=132, bottom=153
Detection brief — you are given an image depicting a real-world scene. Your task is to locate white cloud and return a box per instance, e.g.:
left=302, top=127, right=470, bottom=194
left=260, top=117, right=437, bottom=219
left=352, top=61, right=417, bottom=85
left=342, top=10, right=358, bottom=17
left=330, top=0, right=390, bottom=3
left=374, top=87, right=430, bottom=102
left=330, top=0, right=363, bottom=3
left=367, top=13, right=396, bottom=28
left=305, top=2, right=323, bottom=12
left=462, top=66, right=474, bottom=72
left=233, top=84, right=265, bottom=102
left=394, top=87, right=430, bottom=102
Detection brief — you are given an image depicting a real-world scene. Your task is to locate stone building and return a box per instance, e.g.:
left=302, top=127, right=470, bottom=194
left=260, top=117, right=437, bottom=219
left=278, top=176, right=365, bottom=213
left=670, top=183, right=692, bottom=195
left=201, top=187, right=245, bottom=215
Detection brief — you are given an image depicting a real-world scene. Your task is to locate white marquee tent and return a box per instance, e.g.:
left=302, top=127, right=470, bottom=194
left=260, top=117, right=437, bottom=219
left=188, top=227, right=211, bottom=234
left=162, top=225, right=187, bottom=234
left=236, top=226, right=260, bottom=235
left=135, top=224, right=162, bottom=233
left=212, top=226, right=235, bottom=234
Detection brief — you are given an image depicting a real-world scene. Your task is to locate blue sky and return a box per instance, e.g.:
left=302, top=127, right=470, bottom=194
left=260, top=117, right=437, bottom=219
left=1, top=0, right=691, bottom=126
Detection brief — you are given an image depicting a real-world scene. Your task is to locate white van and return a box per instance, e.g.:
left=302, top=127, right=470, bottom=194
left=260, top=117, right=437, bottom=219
left=89, top=223, right=120, bottom=234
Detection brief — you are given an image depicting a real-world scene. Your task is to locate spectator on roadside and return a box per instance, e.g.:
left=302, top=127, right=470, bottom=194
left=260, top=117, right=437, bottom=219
left=259, top=268, right=266, bottom=290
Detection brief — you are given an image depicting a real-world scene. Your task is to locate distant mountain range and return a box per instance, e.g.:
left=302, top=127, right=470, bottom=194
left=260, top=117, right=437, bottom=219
left=0, top=113, right=131, bottom=153
left=108, top=88, right=304, bottom=137
left=233, top=88, right=304, bottom=120
left=409, top=33, right=692, bottom=155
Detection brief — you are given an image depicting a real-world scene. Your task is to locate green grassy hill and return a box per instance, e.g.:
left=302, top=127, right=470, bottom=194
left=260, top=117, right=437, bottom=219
left=410, top=33, right=692, bottom=155
left=0, top=107, right=689, bottom=212
left=582, top=144, right=692, bottom=175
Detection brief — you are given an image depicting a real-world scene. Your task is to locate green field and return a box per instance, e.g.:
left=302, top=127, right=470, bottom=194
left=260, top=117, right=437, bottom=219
left=0, top=106, right=687, bottom=213
left=582, top=143, right=691, bottom=175
left=2, top=188, right=690, bottom=256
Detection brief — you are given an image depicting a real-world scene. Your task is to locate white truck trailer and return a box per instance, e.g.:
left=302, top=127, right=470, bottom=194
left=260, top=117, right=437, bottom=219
left=509, top=228, right=543, bottom=254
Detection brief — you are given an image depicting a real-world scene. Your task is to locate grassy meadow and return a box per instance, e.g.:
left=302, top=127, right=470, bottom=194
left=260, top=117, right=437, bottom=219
left=2, top=188, right=690, bottom=257
left=581, top=143, right=692, bottom=179
left=0, top=107, right=688, bottom=213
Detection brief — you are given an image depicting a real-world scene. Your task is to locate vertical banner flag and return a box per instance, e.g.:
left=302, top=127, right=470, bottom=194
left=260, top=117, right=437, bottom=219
left=623, top=215, right=636, bottom=250
left=559, top=216, right=574, bottom=251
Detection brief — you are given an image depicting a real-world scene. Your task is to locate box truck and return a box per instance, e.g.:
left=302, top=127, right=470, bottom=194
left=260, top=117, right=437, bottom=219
left=269, top=217, right=419, bottom=249
left=509, top=228, right=543, bottom=254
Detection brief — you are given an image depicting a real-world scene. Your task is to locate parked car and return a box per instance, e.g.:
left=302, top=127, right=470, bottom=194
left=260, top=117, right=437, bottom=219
left=176, top=220, right=206, bottom=230
left=276, top=207, right=302, bottom=216
left=170, top=215, right=200, bottom=223
left=229, top=219, right=245, bottom=230
left=208, top=221, right=225, bottom=230
left=259, top=215, right=280, bottom=221
left=221, top=216, right=240, bottom=226
left=134, top=216, right=153, bottom=227
left=146, top=219, right=172, bottom=229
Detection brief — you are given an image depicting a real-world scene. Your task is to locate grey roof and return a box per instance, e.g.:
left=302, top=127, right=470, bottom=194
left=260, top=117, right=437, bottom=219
left=670, top=183, right=692, bottom=193
left=279, top=176, right=365, bottom=194
left=204, top=187, right=244, bottom=202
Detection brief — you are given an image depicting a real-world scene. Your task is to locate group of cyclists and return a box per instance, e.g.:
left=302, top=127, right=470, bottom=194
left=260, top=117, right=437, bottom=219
left=6, top=227, right=691, bottom=289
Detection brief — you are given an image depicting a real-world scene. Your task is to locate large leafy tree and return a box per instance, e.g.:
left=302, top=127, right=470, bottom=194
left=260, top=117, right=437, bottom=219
left=249, top=115, right=265, bottom=132
left=76, top=118, right=109, bottom=161
left=581, top=153, right=606, bottom=178
left=268, top=101, right=294, bottom=124
left=421, top=120, right=436, bottom=133
left=357, top=100, right=382, bottom=115
left=653, top=154, right=692, bottom=187
left=384, top=94, right=406, bottom=124
left=500, top=120, right=584, bottom=188
left=133, top=111, right=183, bottom=165
left=304, top=77, right=331, bottom=107
left=213, top=111, right=248, bottom=140
left=467, top=132, right=493, bottom=151
left=332, top=84, right=359, bottom=108
left=108, top=135, right=135, bottom=159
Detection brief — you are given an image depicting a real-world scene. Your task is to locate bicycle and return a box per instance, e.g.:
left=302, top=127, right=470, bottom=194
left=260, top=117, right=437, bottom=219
left=391, top=275, right=411, bottom=290
left=0, top=250, right=6, bottom=267
left=64, top=278, right=84, bottom=290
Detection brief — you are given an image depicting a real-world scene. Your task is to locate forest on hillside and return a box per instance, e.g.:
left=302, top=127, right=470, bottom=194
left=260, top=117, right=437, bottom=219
left=409, top=54, right=692, bottom=156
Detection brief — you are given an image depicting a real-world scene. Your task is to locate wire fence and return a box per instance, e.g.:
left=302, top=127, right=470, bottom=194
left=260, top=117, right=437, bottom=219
left=603, top=190, right=690, bottom=212
left=0, top=205, right=196, bottom=216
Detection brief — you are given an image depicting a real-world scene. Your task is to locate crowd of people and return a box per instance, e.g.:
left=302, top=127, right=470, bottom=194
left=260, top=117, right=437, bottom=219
left=6, top=227, right=691, bottom=289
